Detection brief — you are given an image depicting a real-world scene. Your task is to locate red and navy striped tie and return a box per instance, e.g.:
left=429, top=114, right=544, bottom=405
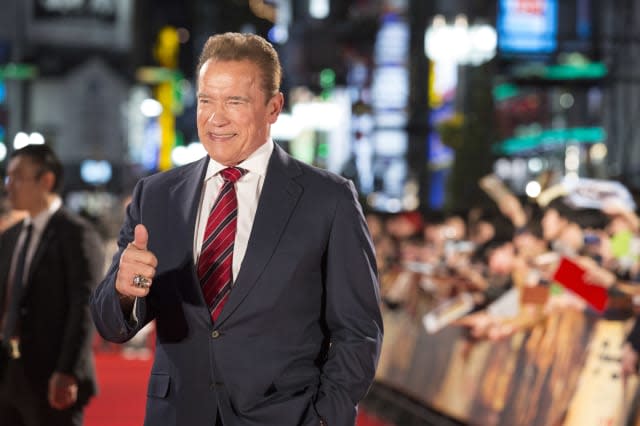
left=198, top=167, right=246, bottom=322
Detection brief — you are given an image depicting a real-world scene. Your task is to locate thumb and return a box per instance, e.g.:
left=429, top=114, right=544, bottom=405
left=132, top=224, right=149, bottom=250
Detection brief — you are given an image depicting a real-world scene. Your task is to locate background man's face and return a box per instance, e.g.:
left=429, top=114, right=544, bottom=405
left=5, top=156, right=46, bottom=212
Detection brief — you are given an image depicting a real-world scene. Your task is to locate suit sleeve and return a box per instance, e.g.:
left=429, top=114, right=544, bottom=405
left=56, top=219, right=105, bottom=376
left=90, top=180, right=153, bottom=343
left=315, top=180, right=383, bottom=425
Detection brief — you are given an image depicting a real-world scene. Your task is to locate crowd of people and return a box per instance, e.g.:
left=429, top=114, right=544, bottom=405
left=371, top=172, right=640, bottom=382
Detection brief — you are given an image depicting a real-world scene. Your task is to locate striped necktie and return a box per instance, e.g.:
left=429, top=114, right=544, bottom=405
left=197, top=167, right=246, bottom=322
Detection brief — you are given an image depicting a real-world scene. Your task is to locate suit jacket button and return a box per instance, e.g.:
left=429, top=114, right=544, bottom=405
left=211, top=330, right=220, bottom=338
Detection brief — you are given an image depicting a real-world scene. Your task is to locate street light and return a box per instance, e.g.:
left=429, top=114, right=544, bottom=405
left=424, top=14, right=497, bottom=66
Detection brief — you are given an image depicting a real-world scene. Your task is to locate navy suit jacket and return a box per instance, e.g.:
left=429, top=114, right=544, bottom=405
left=90, top=145, right=383, bottom=426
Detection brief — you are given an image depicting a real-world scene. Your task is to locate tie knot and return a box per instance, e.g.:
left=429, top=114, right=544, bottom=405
left=220, top=167, right=246, bottom=183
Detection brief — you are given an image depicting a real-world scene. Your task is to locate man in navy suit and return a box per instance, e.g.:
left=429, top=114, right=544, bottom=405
left=0, top=144, right=104, bottom=425
left=90, top=32, right=383, bottom=426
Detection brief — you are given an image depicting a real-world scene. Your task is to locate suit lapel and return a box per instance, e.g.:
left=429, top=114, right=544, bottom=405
left=216, top=145, right=302, bottom=325
left=167, top=156, right=209, bottom=292
left=167, top=157, right=209, bottom=260
left=169, top=157, right=209, bottom=239
left=167, top=157, right=210, bottom=308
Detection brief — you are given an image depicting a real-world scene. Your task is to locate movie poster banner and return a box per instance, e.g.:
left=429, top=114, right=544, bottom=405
left=376, top=308, right=640, bottom=426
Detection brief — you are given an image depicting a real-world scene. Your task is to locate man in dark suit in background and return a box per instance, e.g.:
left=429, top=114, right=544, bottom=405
left=0, top=144, right=104, bottom=425
left=90, top=32, right=383, bottom=426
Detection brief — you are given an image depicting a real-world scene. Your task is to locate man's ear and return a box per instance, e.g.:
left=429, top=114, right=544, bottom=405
left=268, top=92, right=284, bottom=124
left=39, top=170, right=56, bottom=193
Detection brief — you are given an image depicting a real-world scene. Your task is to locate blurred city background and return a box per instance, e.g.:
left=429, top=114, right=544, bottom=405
left=2, top=0, right=640, bottom=425
left=4, top=0, right=640, bottom=219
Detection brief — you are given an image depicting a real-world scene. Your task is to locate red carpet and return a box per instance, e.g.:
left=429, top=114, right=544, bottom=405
left=85, top=351, right=392, bottom=426
left=85, top=352, right=152, bottom=426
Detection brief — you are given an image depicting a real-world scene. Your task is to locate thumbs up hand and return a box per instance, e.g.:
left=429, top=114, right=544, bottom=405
left=115, top=224, right=158, bottom=300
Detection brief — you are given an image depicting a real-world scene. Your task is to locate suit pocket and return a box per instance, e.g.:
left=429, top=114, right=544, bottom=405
left=269, top=373, right=319, bottom=399
left=147, top=373, right=171, bottom=398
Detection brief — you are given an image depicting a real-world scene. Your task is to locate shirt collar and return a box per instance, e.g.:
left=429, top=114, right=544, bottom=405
left=26, top=196, right=62, bottom=232
left=204, top=139, right=274, bottom=181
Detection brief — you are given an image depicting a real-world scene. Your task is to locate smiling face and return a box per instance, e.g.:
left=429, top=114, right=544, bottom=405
left=196, top=59, right=284, bottom=166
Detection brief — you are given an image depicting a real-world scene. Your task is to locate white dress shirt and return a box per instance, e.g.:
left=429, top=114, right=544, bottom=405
left=194, top=139, right=274, bottom=280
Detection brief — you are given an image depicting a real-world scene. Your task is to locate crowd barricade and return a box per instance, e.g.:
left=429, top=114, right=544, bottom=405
left=376, top=306, right=640, bottom=426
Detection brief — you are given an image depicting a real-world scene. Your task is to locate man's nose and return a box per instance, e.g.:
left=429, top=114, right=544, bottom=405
left=207, top=109, right=227, bottom=124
